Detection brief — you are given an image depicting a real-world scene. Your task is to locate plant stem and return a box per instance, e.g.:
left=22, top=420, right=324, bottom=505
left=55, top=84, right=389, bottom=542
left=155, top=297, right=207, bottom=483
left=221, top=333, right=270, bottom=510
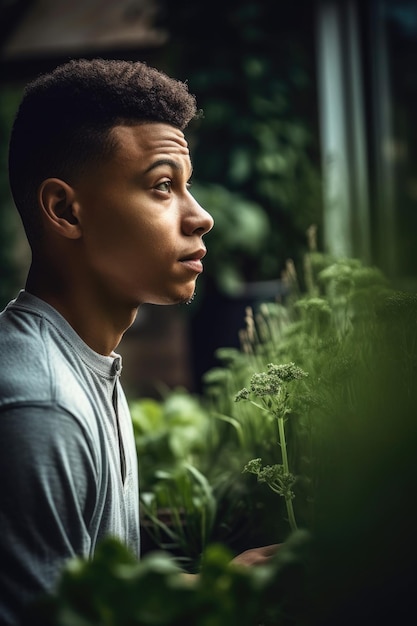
left=277, top=416, right=298, bottom=532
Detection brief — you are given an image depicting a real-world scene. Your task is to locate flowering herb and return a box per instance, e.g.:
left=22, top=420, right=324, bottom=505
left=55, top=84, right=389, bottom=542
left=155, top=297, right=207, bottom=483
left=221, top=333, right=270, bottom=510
left=236, top=362, right=307, bottom=532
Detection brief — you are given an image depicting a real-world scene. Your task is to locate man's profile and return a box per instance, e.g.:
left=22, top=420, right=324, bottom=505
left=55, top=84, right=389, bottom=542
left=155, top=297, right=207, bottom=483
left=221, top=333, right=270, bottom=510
left=0, top=58, right=277, bottom=626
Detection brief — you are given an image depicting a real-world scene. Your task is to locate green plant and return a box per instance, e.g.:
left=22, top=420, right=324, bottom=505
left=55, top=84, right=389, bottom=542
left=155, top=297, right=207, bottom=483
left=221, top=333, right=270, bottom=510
left=140, top=462, right=217, bottom=572
left=130, top=389, right=211, bottom=488
left=235, top=362, right=308, bottom=532
left=130, top=390, right=219, bottom=568
left=200, top=246, right=417, bottom=621
left=201, top=232, right=413, bottom=536
left=27, top=530, right=312, bottom=626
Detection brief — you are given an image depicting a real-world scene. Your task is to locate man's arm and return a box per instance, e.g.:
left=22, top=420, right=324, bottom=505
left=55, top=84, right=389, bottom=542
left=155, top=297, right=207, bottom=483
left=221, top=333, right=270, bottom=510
left=0, top=405, right=97, bottom=625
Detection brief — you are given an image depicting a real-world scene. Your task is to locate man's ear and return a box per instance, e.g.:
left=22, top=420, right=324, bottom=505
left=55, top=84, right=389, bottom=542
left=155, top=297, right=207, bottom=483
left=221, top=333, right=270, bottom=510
left=38, top=178, right=82, bottom=239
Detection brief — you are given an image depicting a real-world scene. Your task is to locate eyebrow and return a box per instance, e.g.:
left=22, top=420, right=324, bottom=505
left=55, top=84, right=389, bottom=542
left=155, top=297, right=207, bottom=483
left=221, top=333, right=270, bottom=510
left=144, top=158, right=193, bottom=177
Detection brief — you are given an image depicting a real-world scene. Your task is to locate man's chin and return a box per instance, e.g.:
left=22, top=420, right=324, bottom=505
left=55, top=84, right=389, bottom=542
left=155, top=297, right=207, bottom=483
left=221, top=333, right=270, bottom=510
left=144, top=284, right=197, bottom=307
left=183, top=290, right=196, bottom=305
left=175, top=282, right=197, bottom=306
left=176, top=287, right=196, bottom=306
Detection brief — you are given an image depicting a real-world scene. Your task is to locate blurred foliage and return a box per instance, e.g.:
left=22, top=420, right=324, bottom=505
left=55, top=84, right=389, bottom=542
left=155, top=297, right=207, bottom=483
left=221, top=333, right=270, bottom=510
left=201, top=242, right=410, bottom=531
left=27, top=531, right=311, bottom=626
left=130, top=390, right=217, bottom=570
left=199, top=239, right=417, bottom=621
left=190, top=182, right=271, bottom=294
left=0, top=86, right=25, bottom=307
left=130, top=390, right=211, bottom=485
left=130, top=388, right=271, bottom=569
left=158, top=0, right=323, bottom=291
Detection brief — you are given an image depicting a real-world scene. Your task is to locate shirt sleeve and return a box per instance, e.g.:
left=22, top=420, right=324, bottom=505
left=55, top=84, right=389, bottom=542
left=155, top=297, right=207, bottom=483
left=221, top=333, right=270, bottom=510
left=0, top=404, right=99, bottom=625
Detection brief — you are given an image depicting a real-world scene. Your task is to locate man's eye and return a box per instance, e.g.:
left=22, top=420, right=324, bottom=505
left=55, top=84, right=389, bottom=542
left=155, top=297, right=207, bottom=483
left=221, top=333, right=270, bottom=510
left=156, top=180, right=172, bottom=192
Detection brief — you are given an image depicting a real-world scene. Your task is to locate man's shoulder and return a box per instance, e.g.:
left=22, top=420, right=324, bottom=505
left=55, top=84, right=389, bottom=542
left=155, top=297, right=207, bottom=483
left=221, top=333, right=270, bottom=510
left=0, top=299, right=50, bottom=403
left=0, top=295, right=89, bottom=414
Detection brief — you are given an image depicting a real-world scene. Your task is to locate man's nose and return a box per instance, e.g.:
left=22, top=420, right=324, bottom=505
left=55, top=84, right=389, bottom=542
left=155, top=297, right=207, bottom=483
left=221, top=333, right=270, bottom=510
left=183, top=196, right=214, bottom=236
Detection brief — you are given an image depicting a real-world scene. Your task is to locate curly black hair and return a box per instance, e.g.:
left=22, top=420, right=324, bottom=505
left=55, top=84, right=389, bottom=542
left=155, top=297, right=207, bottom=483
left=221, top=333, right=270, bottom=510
left=8, top=58, right=199, bottom=244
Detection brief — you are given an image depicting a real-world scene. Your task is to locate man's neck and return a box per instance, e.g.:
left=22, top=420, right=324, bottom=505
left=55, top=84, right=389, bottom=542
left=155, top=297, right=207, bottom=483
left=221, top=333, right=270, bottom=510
left=26, top=264, right=138, bottom=356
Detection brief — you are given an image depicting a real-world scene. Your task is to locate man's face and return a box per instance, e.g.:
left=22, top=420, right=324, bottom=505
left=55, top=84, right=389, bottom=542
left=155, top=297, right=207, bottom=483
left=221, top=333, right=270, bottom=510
left=73, top=123, right=214, bottom=307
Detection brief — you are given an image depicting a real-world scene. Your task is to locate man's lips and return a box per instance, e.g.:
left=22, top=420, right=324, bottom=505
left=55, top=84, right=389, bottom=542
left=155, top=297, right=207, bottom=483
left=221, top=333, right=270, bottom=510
left=178, top=248, right=207, bottom=273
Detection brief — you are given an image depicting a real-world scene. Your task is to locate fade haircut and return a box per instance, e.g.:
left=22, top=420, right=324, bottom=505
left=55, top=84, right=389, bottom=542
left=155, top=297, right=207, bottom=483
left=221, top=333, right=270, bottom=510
left=8, top=58, right=199, bottom=246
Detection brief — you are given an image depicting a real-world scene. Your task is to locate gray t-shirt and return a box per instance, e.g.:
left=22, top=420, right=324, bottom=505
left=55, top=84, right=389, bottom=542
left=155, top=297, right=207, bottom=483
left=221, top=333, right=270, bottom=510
left=0, top=291, right=140, bottom=625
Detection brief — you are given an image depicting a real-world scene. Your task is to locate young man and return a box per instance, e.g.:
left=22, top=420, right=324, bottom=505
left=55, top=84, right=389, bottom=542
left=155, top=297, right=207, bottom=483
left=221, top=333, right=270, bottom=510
left=0, top=59, right=277, bottom=625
